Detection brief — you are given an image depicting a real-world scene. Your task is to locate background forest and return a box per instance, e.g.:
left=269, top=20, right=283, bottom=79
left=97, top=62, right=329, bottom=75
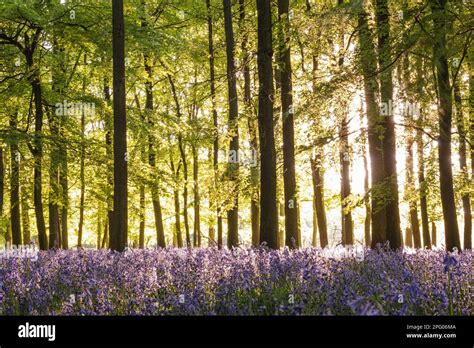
left=0, top=0, right=473, bottom=253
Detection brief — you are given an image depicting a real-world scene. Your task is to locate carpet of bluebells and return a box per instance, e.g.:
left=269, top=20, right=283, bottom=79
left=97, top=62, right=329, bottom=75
left=0, top=246, right=472, bottom=315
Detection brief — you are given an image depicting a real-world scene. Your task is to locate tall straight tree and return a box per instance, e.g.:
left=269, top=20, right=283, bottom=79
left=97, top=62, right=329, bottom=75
left=141, top=0, right=166, bottom=248
left=468, top=45, right=474, bottom=249
left=429, top=0, right=461, bottom=251
left=415, top=57, right=431, bottom=248
left=375, top=0, right=401, bottom=249
left=277, top=0, right=299, bottom=248
left=206, top=0, right=223, bottom=247
left=311, top=54, right=328, bottom=248
left=10, top=113, right=21, bottom=246
left=257, top=0, right=278, bottom=249
left=223, top=0, right=239, bottom=248
left=239, top=0, right=259, bottom=246
left=358, top=1, right=387, bottom=247
left=453, top=68, right=472, bottom=250
left=111, top=0, right=128, bottom=251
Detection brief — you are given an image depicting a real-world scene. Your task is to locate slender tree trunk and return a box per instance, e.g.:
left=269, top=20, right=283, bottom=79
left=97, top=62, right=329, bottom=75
left=141, top=0, right=165, bottom=248
left=21, top=186, right=30, bottom=244
left=405, top=227, right=413, bottom=248
left=59, top=130, right=68, bottom=249
left=405, top=129, right=422, bottom=248
left=358, top=4, right=387, bottom=248
left=414, top=58, right=431, bottom=248
left=112, top=0, right=128, bottom=251
left=431, top=221, right=437, bottom=246
left=467, top=47, right=474, bottom=249
left=170, top=156, right=183, bottom=247
left=103, top=77, right=113, bottom=249
left=340, top=114, right=353, bottom=245
left=311, top=152, right=328, bottom=247
left=277, top=0, right=299, bottom=249
left=48, top=108, right=60, bottom=249
left=28, top=57, right=47, bottom=250
left=166, top=74, right=190, bottom=247
left=223, top=0, right=240, bottom=248
left=375, top=0, right=401, bottom=249
left=77, top=70, right=86, bottom=248
left=238, top=0, right=259, bottom=246
left=453, top=74, right=472, bottom=250
left=10, top=113, right=21, bottom=246
left=312, top=197, right=318, bottom=247
left=97, top=205, right=102, bottom=249
left=360, top=103, right=371, bottom=247
left=430, top=0, right=461, bottom=251
left=257, top=0, right=279, bottom=249
left=206, top=0, right=223, bottom=248
left=192, top=144, right=201, bottom=247
left=134, top=92, right=146, bottom=250
left=144, top=63, right=165, bottom=248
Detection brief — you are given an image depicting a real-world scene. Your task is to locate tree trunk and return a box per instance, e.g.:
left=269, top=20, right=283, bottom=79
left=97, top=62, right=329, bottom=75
left=375, top=0, right=401, bottom=249
left=103, top=77, right=113, bottom=249
left=468, top=47, right=474, bottom=249
left=171, top=157, right=183, bottom=248
left=10, top=113, right=21, bottom=246
left=21, top=186, right=30, bottom=244
left=48, top=108, right=60, bottom=249
left=277, top=0, right=299, bottom=249
left=311, top=152, right=328, bottom=247
left=223, top=0, right=240, bottom=248
left=112, top=0, right=128, bottom=251
left=431, top=221, right=437, bottom=246
left=206, top=0, right=223, bottom=248
left=238, top=0, right=259, bottom=246
left=358, top=4, right=387, bottom=248
left=430, top=0, right=461, bottom=251
left=360, top=103, right=371, bottom=247
left=28, top=58, right=47, bottom=250
left=141, top=0, right=165, bottom=248
left=192, top=144, right=201, bottom=247
left=404, top=227, right=413, bottom=248
left=405, top=130, right=422, bottom=248
left=340, top=114, right=353, bottom=245
left=77, top=73, right=86, bottom=248
left=453, top=73, right=472, bottom=250
left=97, top=205, right=102, bottom=249
left=257, top=0, right=279, bottom=249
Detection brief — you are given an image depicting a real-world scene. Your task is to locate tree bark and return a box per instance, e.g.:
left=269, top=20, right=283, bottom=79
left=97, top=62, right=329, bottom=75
left=111, top=0, right=128, bottom=251
left=239, top=0, right=259, bottom=246
left=453, top=75, right=472, bottom=250
left=358, top=4, right=387, bottom=248
left=405, top=129, right=422, bottom=248
left=359, top=103, right=371, bottom=247
left=223, top=0, right=240, bottom=248
left=375, top=0, right=401, bottom=249
left=340, top=114, right=353, bottom=245
left=21, top=186, right=30, bottom=244
left=206, top=0, right=223, bottom=248
left=257, top=0, right=279, bottom=249
left=277, top=0, right=299, bottom=249
left=10, top=113, right=21, bottom=246
left=430, top=0, right=461, bottom=251
left=311, top=152, right=328, bottom=247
